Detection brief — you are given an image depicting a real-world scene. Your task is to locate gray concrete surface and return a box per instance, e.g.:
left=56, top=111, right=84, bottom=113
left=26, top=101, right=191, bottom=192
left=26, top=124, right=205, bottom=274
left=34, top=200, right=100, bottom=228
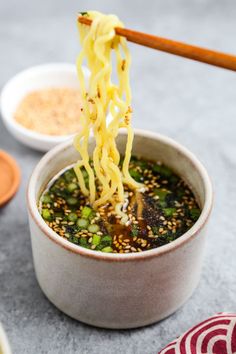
left=0, top=0, right=236, bottom=353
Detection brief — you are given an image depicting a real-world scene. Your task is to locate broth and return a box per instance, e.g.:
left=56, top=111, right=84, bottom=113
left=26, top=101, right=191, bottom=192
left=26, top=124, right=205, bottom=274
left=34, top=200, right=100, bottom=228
left=39, top=156, right=201, bottom=253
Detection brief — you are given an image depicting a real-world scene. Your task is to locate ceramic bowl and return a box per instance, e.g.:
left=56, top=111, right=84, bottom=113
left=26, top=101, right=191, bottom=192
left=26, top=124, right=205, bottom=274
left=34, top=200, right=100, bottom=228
left=27, top=129, right=213, bottom=329
left=0, top=63, right=89, bottom=152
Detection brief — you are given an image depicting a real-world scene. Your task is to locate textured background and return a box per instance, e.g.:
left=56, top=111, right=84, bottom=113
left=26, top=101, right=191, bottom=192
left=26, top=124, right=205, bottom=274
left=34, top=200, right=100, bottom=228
left=0, top=0, right=236, bottom=353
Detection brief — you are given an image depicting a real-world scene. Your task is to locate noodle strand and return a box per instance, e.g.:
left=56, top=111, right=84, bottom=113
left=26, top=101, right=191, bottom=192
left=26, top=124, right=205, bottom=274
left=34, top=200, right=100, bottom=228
left=74, top=11, right=143, bottom=218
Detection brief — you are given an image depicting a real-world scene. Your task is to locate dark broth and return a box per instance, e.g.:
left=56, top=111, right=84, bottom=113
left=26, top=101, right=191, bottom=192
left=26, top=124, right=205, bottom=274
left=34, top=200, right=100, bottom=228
left=39, top=156, right=201, bottom=253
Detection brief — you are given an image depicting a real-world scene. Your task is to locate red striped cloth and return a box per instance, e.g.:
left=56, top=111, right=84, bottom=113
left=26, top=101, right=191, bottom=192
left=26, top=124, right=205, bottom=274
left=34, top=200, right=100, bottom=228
left=159, top=313, right=236, bottom=354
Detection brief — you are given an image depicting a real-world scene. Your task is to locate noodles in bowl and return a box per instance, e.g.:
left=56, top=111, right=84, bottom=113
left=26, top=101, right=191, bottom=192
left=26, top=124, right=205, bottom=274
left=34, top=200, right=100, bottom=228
left=74, top=11, right=142, bottom=222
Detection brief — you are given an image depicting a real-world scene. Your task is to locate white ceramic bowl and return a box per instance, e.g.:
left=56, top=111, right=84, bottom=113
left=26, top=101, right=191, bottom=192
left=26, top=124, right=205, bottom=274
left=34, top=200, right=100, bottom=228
left=0, top=63, right=89, bottom=152
left=27, top=129, right=213, bottom=328
left=0, top=324, right=12, bottom=354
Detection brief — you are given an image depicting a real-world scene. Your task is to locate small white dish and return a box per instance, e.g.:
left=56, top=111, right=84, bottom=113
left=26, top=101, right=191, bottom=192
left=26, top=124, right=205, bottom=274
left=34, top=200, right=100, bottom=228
left=0, top=63, right=89, bottom=152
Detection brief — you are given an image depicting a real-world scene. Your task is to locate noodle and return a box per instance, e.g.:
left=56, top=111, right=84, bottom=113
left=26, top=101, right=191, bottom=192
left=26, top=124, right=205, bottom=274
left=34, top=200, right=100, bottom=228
left=74, top=11, right=143, bottom=220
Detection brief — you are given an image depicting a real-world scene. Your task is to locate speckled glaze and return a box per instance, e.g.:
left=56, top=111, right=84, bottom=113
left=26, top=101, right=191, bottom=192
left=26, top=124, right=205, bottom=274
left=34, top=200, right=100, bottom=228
left=27, top=129, right=213, bottom=329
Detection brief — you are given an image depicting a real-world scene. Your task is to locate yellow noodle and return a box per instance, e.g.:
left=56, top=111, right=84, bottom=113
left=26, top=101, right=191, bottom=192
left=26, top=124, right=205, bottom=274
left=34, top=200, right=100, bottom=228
left=74, top=11, right=143, bottom=217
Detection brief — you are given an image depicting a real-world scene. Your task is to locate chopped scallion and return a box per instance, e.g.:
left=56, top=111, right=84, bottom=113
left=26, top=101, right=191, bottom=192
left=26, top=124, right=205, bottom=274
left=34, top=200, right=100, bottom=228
left=163, top=208, right=176, bottom=217
left=92, top=234, right=101, bottom=246
left=88, top=224, right=100, bottom=233
left=101, top=246, right=113, bottom=253
left=79, top=238, right=88, bottom=247
left=152, top=165, right=172, bottom=177
left=81, top=206, right=92, bottom=219
left=66, top=197, right=78, bottom=206
left=64, top=170, right=76, bottom=182
left=77, top=218, right=89, bottom=229
left=154, top=189, right=170, bottom=202
left=131, top=225, right=139, bottom=237
left=67, top=183, right=78, bottom=193
left=190, top=208, right=201, bottom=221
left=42, top=208, right=52, bottom=221
left=129, top=169, right=142, bottom=182
left=42, top=195, right=52, bottom=204
left=68, top=213, right=78, bottom=222
left=82, top=169, right=88, bottom=178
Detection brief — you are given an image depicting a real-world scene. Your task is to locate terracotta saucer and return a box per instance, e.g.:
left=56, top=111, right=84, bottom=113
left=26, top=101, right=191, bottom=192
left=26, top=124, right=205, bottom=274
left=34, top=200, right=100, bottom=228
left=0, top=150, right=20, bottom=207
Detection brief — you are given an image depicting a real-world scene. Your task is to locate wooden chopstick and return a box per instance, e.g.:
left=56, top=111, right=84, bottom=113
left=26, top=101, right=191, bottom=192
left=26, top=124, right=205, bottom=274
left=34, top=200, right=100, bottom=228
left=78, top=16, right=236, bottom=72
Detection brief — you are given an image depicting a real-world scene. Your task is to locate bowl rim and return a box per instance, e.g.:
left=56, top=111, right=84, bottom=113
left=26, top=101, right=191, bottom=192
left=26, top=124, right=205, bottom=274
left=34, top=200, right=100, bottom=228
left=0, top=62, right=88, bottom=144
left=27, top=129, right=213, bottom=262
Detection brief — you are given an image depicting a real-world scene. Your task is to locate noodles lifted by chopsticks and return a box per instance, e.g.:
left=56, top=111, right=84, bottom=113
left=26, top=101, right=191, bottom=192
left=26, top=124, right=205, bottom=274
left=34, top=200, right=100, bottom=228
left=74, top=11, right=143, bottom=221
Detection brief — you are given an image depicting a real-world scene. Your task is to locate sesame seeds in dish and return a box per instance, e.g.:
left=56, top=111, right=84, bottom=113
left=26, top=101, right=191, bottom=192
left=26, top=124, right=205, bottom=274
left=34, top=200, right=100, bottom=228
left=14, top=88, right=82, bottom=136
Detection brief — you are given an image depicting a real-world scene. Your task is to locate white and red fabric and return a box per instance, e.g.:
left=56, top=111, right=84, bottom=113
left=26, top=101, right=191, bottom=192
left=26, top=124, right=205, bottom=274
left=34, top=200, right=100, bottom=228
left=159, top=313, right=236, bottom=354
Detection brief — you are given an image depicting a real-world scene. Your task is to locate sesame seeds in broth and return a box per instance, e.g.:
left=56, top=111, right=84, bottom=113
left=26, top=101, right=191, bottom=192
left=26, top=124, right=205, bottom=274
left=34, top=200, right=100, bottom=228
left=39, top=156, right=201, bottom=253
